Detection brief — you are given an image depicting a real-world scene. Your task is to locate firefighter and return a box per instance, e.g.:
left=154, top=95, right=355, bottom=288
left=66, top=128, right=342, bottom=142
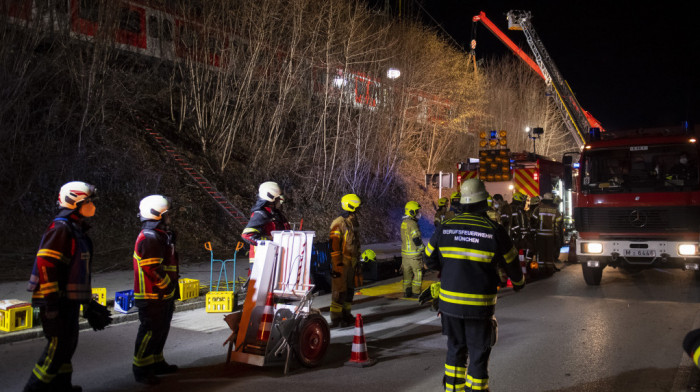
left=434, top=197, right=449, bottom=227
left=401, top=201, right=425, bottom=298
left=531, top=193, right=562, bottom=271
left=329, top=193, right=362, bottom=328
left=486, top=196, right=499, bottom=222
left=508, top=191, right=530, bottom=249
left=492, top=193, right=512, bottom=231
left=443, top=191, right=461, bottom=221
left=24, top=181, right=103, bottom=392
left=241, top=181, right=290, bottom=265
left=425, top=178, right=525, bottom=392
left=132, top=195, right=180, bottom=385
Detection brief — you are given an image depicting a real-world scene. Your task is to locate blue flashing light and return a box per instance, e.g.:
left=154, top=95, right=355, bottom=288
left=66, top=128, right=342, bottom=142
left=573, top=162, right=580, bottom=169
left=490, top=130, right=497, bottom=139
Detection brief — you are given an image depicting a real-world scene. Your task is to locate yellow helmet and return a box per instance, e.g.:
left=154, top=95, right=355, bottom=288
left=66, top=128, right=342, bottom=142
left=530, top=196, right=541, bottom=205
left=361, top=249, right=376, bottom=263
left=512, top=191, right=526, bottom=202
left=341, top=193, right=361, bottom=212
left=405, top=201, right=421, bottom=217
left=450, top=191, right=461, bottom=202
left=438, top=197, right=448, bottom=207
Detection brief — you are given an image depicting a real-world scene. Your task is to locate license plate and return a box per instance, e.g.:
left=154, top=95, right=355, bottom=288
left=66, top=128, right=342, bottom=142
left=624, top=249, right=656, bottom=257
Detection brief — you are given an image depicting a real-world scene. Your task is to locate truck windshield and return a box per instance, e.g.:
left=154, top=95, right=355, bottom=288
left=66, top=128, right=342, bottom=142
left=581, top=143, right=699, bottom=193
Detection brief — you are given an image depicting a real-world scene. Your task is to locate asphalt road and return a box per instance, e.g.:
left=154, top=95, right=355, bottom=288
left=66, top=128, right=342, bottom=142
left=3, top=264, right=699, bottom=392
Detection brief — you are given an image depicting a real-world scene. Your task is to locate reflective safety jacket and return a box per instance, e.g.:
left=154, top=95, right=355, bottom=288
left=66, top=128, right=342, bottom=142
left=425, top=211, right=524, bottom=319
left=531, top=201, right=562, bottom=237
left=133, top=221, right=179, bottom=302
left=401, top=215, right=424, bottom=258
left=28, top=212, right=93, bottom=307
left=508, top=200, right=530, bottom=238
left=434, top=205, right=448, bottom=227
left=330, top=214, right=361, bottom=272
left=242, top=198, right=290, bottom=258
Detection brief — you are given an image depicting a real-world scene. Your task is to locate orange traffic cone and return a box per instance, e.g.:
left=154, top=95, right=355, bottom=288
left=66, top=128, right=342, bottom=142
left=345, top=314, right=377, bottom=367
left=257, top=292, right=274, bottom=342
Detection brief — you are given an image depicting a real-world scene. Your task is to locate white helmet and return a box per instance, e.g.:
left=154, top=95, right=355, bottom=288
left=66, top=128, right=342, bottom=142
left=58, top=181, right=96, bottom=209
left=543, top=192, right=554, bottom=201
left=460, top=178, right=488, bottom=205
left=139, top=195, right=170, bottom=220
left=258, top=181, right=281, bottom=202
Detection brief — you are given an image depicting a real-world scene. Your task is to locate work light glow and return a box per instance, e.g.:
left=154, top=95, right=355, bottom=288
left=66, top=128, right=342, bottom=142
left=678, top=244, right=698, bottom=256
left=582, top=242, right=603, bottom=254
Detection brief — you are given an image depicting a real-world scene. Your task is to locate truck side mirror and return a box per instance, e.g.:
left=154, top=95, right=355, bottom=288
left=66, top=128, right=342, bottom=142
left=563, top=155, right=573, bottom=190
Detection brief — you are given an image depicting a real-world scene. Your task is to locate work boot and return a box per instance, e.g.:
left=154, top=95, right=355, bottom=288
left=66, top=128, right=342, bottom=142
left=133, top=366, right=160, bottom=385
left=330, top=313, right=343, bottom=329
left=405, top=288, right=413, bottom=298
left=342, top=311, right=355, bottom=325
left=153, top=361, right=179, bottom=375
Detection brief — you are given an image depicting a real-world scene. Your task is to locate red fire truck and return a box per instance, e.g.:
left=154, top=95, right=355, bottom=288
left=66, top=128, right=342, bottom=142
left=569, top=128, right=700, bottom=285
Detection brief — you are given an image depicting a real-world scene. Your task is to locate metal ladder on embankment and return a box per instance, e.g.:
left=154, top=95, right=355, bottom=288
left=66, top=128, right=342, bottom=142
left=144, top=127, right=249, bottom=230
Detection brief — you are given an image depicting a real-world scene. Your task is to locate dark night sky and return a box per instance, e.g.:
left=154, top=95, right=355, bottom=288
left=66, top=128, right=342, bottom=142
left=408, top=1, right=699, bottom=131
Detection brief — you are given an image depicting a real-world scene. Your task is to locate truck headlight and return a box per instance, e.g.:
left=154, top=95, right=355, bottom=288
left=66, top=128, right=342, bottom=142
left=582, top=242, right=603, bottom=254
left=678, top=244, right=698, bottom=256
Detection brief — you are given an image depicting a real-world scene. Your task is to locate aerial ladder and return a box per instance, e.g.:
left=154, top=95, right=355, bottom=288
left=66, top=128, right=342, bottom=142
left=472, top=11, right=602, bottom=148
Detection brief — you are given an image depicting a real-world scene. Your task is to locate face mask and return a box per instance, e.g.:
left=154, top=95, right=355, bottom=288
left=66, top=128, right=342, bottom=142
left=493, top=202, right=500, bottom=209
left=416, top=212, right=422, bottom=220
left=680, top=157, right=688, bottom=165
left=79, top=200, right=96, bottom=218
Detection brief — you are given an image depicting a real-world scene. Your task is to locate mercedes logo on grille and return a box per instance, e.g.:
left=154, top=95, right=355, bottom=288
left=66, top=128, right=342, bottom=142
left=629, top=210, right=647, bottom=228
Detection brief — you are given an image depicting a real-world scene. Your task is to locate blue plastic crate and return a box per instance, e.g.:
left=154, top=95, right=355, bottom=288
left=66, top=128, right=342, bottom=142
left=114, top=290, right=136, bottom=314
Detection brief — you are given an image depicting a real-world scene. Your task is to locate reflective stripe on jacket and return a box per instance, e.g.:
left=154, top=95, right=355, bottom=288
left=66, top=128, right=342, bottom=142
left=401, top=216, right=424, bottom=256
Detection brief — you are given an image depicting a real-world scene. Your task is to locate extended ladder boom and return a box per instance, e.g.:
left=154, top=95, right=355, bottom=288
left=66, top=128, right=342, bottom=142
left=506, top=10, right=588, bottom=147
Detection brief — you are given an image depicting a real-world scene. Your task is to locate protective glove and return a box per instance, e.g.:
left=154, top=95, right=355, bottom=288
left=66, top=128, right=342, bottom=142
left=419, top=282, right=441, bottom=305
left=83, top=300, right=113, bottom=331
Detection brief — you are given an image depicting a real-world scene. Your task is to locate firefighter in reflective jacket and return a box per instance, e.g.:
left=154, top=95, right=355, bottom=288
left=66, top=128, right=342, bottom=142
left=425, top=179, right=525, bottom=392
left=329, top=194, right=362, bottom=328
left=434, top=197, right=449, bottom=227
left=443, top=191, right=462, bottom=222
left=508, top=191, right=530, bottom=250
left=132, top=195, right=180, bottom=385
left=401, top=201, right=425, bottom=298
left=242, top=181, right=290, bottom=261
left=531, top=192, right=562, bottom=268
left=24, top=181, right=97, bottom=392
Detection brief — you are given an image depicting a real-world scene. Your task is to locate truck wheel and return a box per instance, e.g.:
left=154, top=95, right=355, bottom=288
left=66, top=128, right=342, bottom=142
left=293, top=313, right=330, bottom=367
left=582, top=264, right=603, bottom=286
left=567, top=237, right=577, bottom=264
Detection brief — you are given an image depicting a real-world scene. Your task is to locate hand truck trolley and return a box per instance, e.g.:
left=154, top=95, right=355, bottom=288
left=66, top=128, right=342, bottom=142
left=224, top=231, right=330, bottom=374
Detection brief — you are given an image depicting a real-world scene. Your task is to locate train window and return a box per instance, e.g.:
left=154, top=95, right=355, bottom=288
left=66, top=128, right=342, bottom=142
left=148, top=16, right=159, bottom=39
left=35, top=0, right=68, bottom=14
left=162, top=19, right=172, bottom=42
left=79, top=0, right=99, bottom=22
left=119, top=7, right=141, bottom=34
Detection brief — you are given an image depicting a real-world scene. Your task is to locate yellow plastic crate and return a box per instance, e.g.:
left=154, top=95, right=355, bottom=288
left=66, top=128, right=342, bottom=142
left=80, top=287, right=107, bottom=312
left=178, top=278, right=200, bottom=301
left=206, top=291, right=234, bottom=313
left=0, top=300, right=33, bottom=332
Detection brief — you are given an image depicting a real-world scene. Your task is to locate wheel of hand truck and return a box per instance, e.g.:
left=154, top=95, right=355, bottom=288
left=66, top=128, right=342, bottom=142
left=293, top=313, right=330, bottom=367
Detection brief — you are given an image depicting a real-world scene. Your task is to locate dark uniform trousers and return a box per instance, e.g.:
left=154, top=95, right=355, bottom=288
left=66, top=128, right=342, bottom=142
left=536, top=234, right=558, bottom=264
left=25, top=300, right=80, bottom=391
left=442, top=315, right=492, bottom=392
left=133, top=299, right=175, bottom=376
